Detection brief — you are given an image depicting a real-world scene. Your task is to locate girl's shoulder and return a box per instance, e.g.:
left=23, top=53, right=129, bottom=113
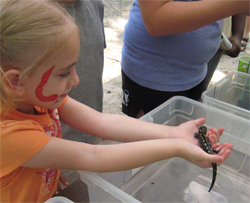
left=0, top=119, right=51, bottom=178
left=0, top=119, right=45, bottom=133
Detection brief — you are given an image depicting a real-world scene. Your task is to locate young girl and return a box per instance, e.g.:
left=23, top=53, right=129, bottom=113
left=0, top=0, right=232, bottom=202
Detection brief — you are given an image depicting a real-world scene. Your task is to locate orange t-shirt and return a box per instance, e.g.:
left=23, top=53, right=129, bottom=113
left=0, top=97, right=68, bottom=202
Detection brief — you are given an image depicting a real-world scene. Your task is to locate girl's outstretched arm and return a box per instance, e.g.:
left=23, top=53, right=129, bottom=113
left=59, top=97, right=205, bottom=143
left=21, top=97, right=232, bottom=171
left=138, top=0, right=249, bottom=36
left=21, top=135, right=232, bottom=172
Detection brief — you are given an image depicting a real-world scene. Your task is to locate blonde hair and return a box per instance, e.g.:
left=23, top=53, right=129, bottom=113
left=0, top=0, right=79, bottom=113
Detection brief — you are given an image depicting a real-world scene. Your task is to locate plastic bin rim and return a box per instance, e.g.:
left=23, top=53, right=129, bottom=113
left=77, top=170, right=140, bottom=202
left=202, top=71, right=249, bottom=92
left=140, top=95, right=250, bottom=124
left=201, top=71, right=250, bottom=120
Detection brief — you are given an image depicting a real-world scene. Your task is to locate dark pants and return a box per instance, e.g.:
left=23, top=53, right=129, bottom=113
left=122, top=70, right=207, bottom=118
left=205, top=49, right=224, bottom=89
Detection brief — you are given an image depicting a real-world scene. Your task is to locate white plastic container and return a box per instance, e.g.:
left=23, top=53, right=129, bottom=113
left=78, top=96, right=250, bottom=202
left=202, top=71, right=250, bottom=120
left=44, top=196, right=74, bottom=203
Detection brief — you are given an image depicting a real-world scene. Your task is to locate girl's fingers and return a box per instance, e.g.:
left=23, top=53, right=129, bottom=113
left=208, top=126, right=224, bottom=145
left=218, top=127, right=224, bottom=136
left=212, top=143, right=221, bottom=150
left=196, top=143, right=233, bottom=167
left=196, top=154, right=221, bottom=168
left=194, top=118, right=206, bottom=127
left=57, top=183, right=62, bottom=193
left=59, top=174, right=69, bottom=186
left=212, top=143, right=233, bottom=165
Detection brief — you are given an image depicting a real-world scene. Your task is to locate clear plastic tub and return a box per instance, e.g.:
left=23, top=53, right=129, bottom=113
left=44, top=196, right=74, bottom=203
left=202, top=71, right=250, bottom=120
left=78, top=96, right=250, bottom=202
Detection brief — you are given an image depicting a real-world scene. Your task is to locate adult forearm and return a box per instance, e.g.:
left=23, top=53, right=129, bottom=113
left=231, top=14, right=246, bottom=39
left=139, top=0, right=249, bottom=36
left=226, top=14, right=246, bottom=57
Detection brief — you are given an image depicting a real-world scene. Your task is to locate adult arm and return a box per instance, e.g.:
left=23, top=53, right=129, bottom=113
left=138, top=0, right=249, bottom=36
left=226, top=14, right=246, bottom=57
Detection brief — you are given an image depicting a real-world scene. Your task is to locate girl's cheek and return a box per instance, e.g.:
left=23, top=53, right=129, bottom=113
left=35, top=65, right=58, bottom=102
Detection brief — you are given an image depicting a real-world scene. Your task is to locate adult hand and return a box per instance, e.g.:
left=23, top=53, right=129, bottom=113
left=226, top=35, right=243, bottom=57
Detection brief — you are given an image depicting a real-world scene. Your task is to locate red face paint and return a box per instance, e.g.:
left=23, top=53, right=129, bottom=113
left=35, top=65, right=59, bottom=102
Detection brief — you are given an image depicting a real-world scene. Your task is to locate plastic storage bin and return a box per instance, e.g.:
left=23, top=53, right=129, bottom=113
left=44, top=197, right=74, bottom=203
left=202, top=71, right=250, bottom=120
left=78, top=96, right=250, bottom=203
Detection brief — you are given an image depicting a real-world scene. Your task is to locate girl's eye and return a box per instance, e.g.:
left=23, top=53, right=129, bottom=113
left=60, top=70, right=70, bottom=78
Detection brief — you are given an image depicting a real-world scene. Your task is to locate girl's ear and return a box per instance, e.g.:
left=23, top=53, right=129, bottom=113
left=2, top=69, right=25, bottom=96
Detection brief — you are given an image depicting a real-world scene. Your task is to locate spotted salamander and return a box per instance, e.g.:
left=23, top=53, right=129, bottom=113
left=194, top=126, right=220, bottom=192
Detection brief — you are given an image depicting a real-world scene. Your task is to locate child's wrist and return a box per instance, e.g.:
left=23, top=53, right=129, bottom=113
left=165, top=126, right=179, bottom=139
left=169, top=139, right=184, bottom=158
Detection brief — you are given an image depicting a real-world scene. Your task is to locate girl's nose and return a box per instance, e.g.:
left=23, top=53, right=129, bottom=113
left=69, top=67, right=79, bottom=87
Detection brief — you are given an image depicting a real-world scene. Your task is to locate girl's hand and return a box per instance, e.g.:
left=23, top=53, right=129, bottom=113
left=56, top=173, right=69, bottom=193
left=176, top=118, right=206, bottom=144
left=178, top=140, right=233, bottom=168
left=207, top=126, right=224, bottom=146
left=176, top=118, right=224, bottom=146
left=175, top=119, right=232, bottom=168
